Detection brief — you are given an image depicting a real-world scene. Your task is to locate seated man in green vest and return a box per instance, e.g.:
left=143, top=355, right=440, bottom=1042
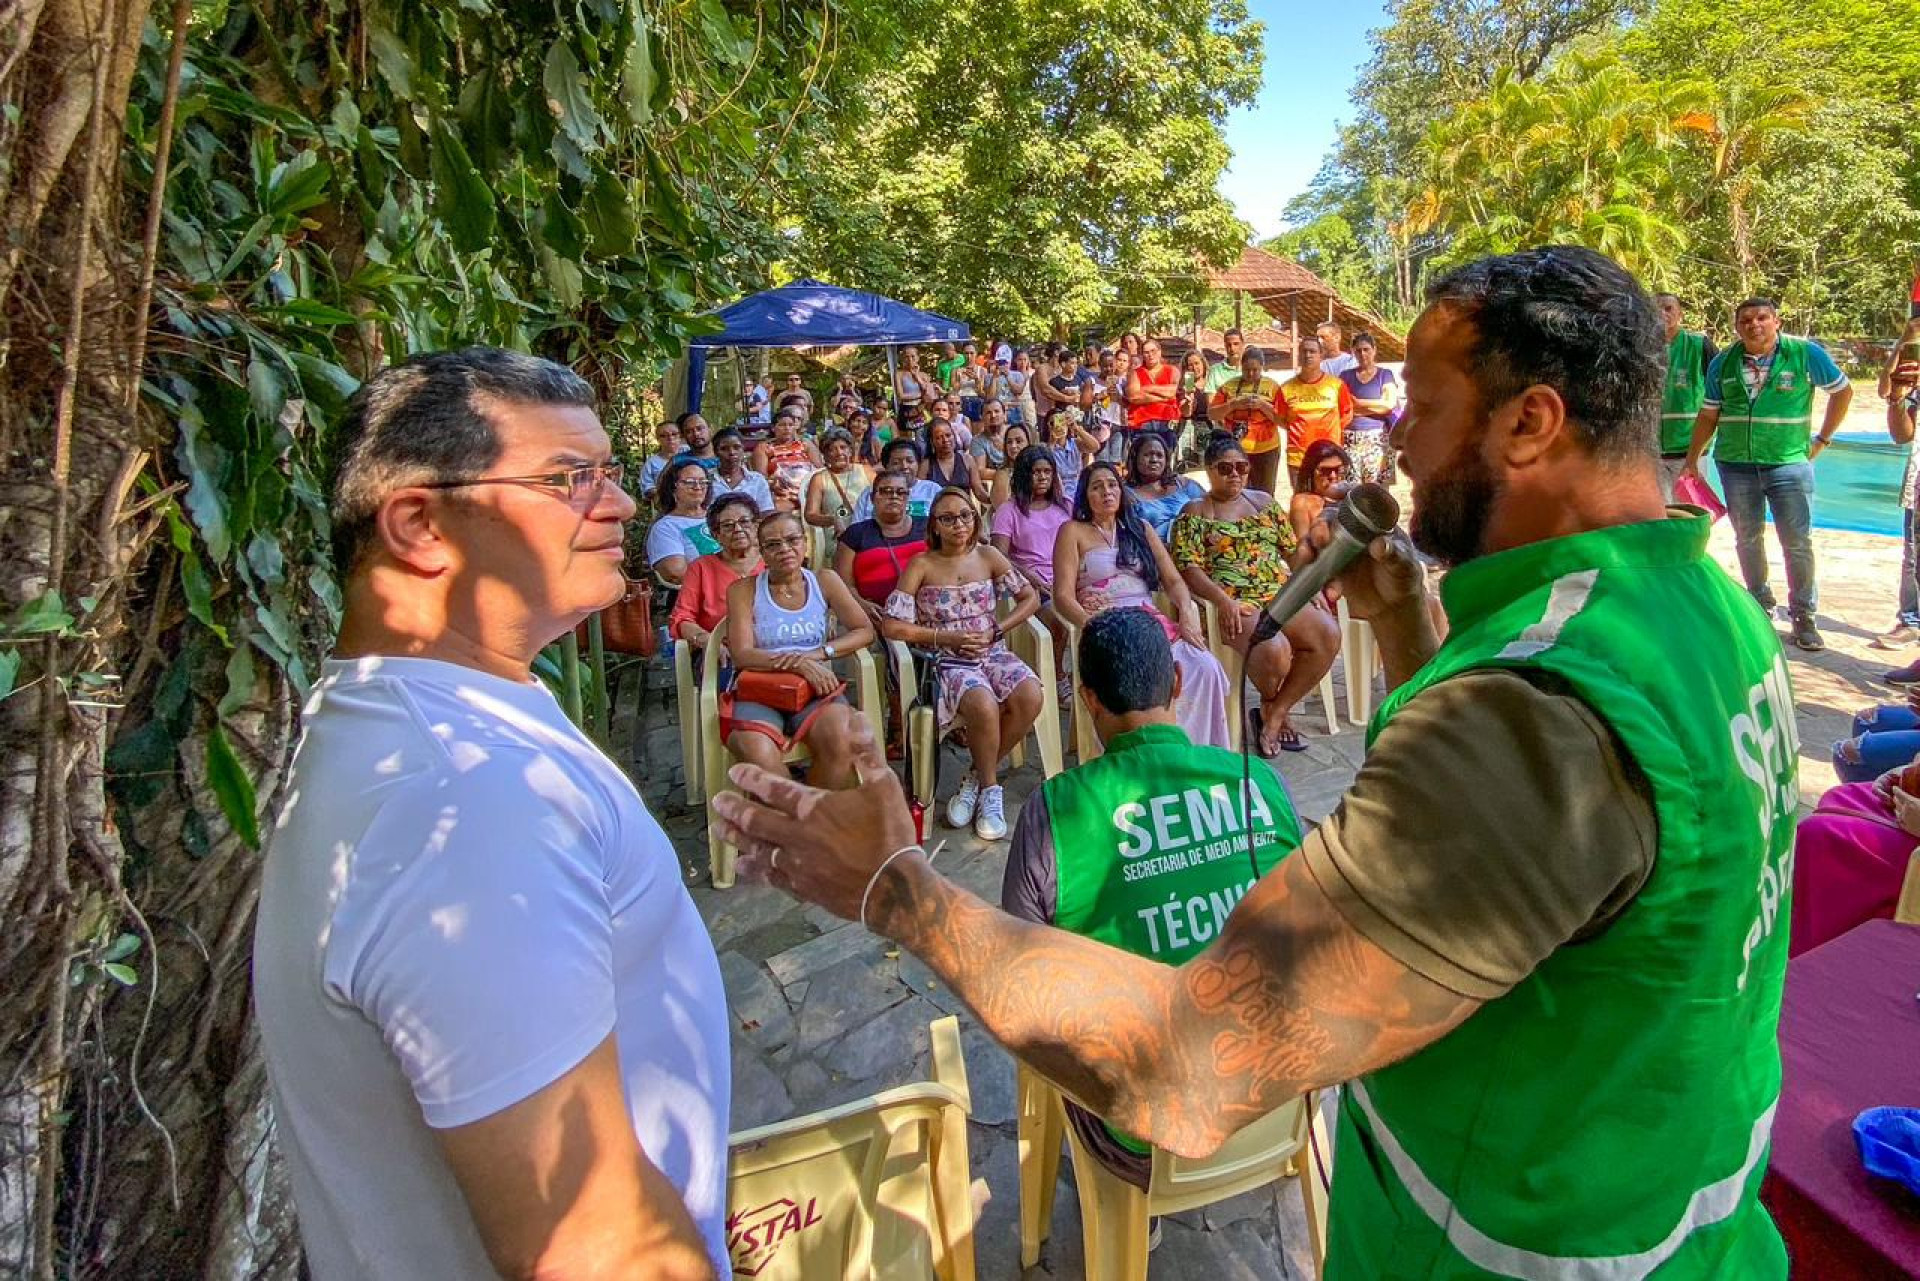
left=1001, top=606, right=1302, bottom=1188
left=717, top=247, right=1796, bottom=1279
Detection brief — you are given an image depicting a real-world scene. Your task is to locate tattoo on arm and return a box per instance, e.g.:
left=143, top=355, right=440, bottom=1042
left=874, top=852, right=1479, bottom=1158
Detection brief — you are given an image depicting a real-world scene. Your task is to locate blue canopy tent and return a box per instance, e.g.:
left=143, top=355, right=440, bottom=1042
left=685, top=280, right=971, bottom=415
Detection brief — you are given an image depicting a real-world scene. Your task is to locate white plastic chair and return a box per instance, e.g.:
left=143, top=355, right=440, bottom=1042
left=1198, top=597, right=1340, bottom=744
left=1016, top=1064, right=1328, bottom=1279
left=727, top=1015, right=976, bottom=1280
left=1336, top=596, right=1380, bottom=727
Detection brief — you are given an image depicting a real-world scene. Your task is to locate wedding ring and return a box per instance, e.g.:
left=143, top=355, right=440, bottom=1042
left=770, top=847, right=783, bottom=871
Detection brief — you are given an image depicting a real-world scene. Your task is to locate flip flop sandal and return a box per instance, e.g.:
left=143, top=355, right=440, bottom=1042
left=1277, top=726, right=1308, bottom=753
left=1247, top=707, right=1284, bottom=759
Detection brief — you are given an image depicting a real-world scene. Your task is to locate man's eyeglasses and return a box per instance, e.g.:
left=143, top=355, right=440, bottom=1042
left=421, top=462, right=626, bottom=505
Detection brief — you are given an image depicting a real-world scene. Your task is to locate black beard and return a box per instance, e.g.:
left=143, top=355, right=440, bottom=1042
left=1410, top=439, right=1502, bottom=567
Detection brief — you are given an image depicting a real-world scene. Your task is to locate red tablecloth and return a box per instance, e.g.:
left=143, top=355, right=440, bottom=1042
left=1761, top=920, right=1920, bottom=1278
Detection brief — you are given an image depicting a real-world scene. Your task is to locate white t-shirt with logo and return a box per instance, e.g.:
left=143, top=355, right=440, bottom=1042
left=255, top=657, right=731, bottom=1278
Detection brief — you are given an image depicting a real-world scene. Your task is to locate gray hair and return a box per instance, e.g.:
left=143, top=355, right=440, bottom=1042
left=327, top=347, right=595, bottom=571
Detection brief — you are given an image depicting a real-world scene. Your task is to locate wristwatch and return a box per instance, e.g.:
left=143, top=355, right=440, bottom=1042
left=822, top=641, right=837, bottom=660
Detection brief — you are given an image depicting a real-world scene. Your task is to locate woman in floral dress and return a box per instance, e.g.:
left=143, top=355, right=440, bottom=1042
left=881, top=487, right=1045, bottom=841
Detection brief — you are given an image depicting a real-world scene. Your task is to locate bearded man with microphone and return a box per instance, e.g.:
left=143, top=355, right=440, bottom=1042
left=713, top=247, right=1794, bottom=1278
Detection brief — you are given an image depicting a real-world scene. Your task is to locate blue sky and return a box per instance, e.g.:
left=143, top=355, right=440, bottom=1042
left=1218, top=0, right=1388, bottom=241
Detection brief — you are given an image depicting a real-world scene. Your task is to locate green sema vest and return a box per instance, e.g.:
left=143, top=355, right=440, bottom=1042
left=1045, top=722, right=1302, bottom=1152
left=1327, top=513, right=1792, bottom=1280
left=1660, top=330, right=1707, bottom=454
left=1712, top=339, right=1816, bottom=465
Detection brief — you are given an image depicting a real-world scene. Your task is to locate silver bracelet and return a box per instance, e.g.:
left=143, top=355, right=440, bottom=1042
left=860, top=840, right=941, bottom=933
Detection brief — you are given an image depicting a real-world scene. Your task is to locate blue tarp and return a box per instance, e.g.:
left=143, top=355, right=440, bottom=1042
left=689, top=280, right=970, bottom=349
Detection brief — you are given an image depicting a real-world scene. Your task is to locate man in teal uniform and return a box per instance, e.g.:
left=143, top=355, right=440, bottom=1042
left=718, top=247, right=1794, bottom=1279
left=1680, top=296, right=1852, bottom=651
left=1654, top=293, right=1717, bottom=496
left=1002, top=607, right=1302, bottom=1187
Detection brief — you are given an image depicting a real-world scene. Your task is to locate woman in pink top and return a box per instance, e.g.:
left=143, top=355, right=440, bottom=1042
left=991, top=445, right=1075, bottom=696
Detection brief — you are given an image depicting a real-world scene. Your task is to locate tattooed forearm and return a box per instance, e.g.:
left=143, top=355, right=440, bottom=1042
left=871, top=850, right=1482, bottom=1159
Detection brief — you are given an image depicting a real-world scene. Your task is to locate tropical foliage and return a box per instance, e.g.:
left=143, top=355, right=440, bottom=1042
left=1286, top=0, right=1920, bottom=336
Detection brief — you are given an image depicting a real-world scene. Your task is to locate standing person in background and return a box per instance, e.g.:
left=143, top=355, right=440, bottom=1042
left=1278, top=335, right=1355, bottom=487
left=709, top=427, right=775, bottom=513
left=1654, top=294, right=1718, bottom=497
left=637, top=417, right=683, bottom=498
left=1910, top=257, right=1920, bottom=319
left=896, top=346, right=938, bottom=415
left=1125, top=337, right=1184, bottom=455
left=1208, top=346, right=1286, bottom=496
left=743, top=375, right=771, bottom=427
left=1680, top=296, right=1853, bottom=651
left=1875, top=318, right=1920, bottom=666
left=1090, top=349, right=1128, bottom=463
left=981, top=354, right=1013, bottom=422
left=1179, top=350, right=1212, bottom=467
left=952, top=344, right=984, bottom=422
left=1118, top=331, right=1144, bottom=368
left=778, top=372, right=814, bottom=424
left=258, top=349, right=726, bottom=1279
left=968, top=400, right=1011, bottom=505
left=1339, top=333, right=1400, bottom=486
left=935, top=341, right=965, bottom=391
left=1007, top=349, right=1036, bottom=426
left=1204, top=326, right=1247, bottom=395
left=1317, top=321, right=1357, bottom=377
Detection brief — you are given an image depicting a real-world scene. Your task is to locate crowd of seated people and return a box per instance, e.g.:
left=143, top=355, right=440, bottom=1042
left=636, top=337, right=1402, bottom=836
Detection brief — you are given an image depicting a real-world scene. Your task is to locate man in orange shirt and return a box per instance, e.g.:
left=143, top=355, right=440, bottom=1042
left=1278, top=335, right=1354, bottom=483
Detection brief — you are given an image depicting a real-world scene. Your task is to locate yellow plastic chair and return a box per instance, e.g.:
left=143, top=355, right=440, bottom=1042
left=726, top=1016, right=977, bottom=1280
left=1336, top=597, right=1380, bottom=727
left=886, top=615, right=1064, bottom=809
left=702, top=645, right=884, bottom=888
left=673, top=637, right=713, bottom=807
left=1015, top=1065, right=1328, bottom=1279
left=1198, top=598, right=1340, bottom=746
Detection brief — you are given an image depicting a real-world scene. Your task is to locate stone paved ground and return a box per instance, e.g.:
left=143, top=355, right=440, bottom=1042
left=622, top=486, right=1907, bottom=1278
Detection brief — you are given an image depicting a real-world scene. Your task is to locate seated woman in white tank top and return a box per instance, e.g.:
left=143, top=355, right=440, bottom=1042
left=721, top=511, right=876, bottom=789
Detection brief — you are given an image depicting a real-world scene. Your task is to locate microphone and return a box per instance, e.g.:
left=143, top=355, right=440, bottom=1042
left=1251, top=482, right=1402, bottom=642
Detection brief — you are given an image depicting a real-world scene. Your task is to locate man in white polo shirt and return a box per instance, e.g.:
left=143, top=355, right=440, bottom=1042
left=254, top=347, right=726, bottom=1280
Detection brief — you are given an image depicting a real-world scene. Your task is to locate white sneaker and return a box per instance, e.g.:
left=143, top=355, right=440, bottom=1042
left=946, top=776, right=980, bottom=828
left=974, top=785, right=1007, bottom=840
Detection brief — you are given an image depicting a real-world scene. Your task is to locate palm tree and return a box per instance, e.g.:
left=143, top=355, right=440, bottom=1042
left=1675, top=80, right=1814, bottom=294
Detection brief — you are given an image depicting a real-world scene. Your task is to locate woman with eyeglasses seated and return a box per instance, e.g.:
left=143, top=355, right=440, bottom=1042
left=834, top=469, right=929, bottom=627
left=882, top=488, right=1045, bottom=841
left=1288, top=439, right=1354, bottom=544
left=668, top=495, right=764, bottom=650
left=1123, top=432, right=1205, bottom=542
left=804, top=428, right=872, bottom=539
left=721, top=511, right=876, bottom=789
left=991, top=446, right=1077, bottom=697
left=646, top=458, right=719, bottom=585
left=1054, top=462, right=1231, bottom=748
left=1170, top=433, right=1341, bottom=756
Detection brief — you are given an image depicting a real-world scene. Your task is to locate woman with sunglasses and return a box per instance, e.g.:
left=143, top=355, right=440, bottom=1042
left=1124, top=432, right=1205, bottom=542
left=804, top=427, right=873, bottom=539
left=1169, top=434, right=1341, bottom=755
left=1289, top=440, right=1354, bottom=544
left=646, top=459, right=720, bottom=585
left=1054, top=462, right=1231, bottom=748
left=669, top=494, right=764, bottom=649
left=1207, top=346, right=1285, bottom=496
left=883, top=488, right=1045, bottom=840
left=721, top=511, right=876, bottom=789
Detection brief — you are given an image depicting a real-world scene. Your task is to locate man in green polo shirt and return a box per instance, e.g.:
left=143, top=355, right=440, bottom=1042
left=1654, top=292, right=1717, bottom=495
left=1680, top=295, right=1853, bottom=651
left=1202, top=325, right=1247, bottom=395
left=718, top=247, right=1794, bottom=1279
left=1001, top=607, right=1302, bottom=1188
